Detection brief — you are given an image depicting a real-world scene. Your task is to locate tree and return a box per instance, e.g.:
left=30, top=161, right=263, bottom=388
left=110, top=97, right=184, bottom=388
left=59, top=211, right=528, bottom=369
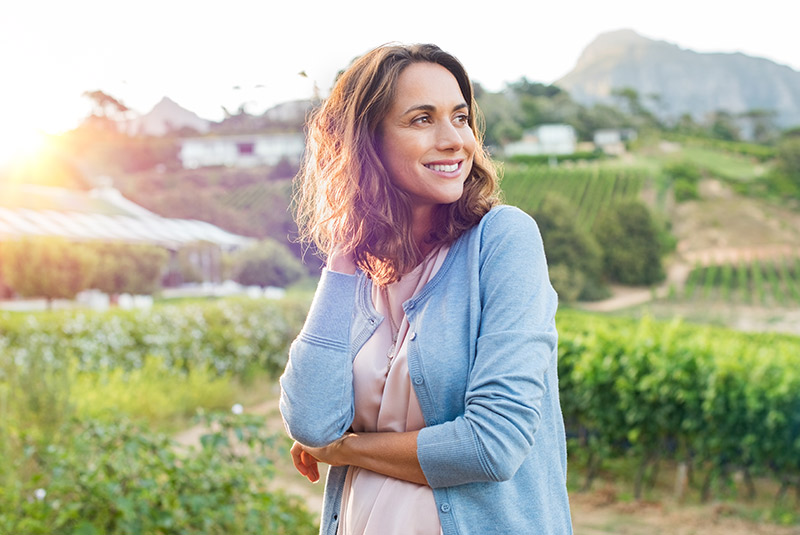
left=706, top=110, right=740, bottom=141
left=88, top=242, right=169, bottom=296
left=230, top=239, right=305, bottom=288
left=593, top=201, right=665, bottom=285
left=533, top=193, right=607, bottom=301
left=82, top=90, right=131, bottom=121
left=0, top=237, right=98, bottom=307
left=768, top=135, right=800, bottom=197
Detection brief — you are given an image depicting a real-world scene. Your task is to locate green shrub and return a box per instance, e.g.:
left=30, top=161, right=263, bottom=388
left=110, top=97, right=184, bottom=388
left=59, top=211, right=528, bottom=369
left=0, top=412, right=317, bottom=535
left=0, top=237, right=98, bottom=304
left=593, top=200, right=665, bottom=285
left=230, top=239, right=306, bottom=288
left=533, top=192, right=607, bottom=301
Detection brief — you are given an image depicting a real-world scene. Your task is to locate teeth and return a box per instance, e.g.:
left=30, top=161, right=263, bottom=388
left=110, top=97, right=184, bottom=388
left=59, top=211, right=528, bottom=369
left=426, top=163, right=458, bottom=173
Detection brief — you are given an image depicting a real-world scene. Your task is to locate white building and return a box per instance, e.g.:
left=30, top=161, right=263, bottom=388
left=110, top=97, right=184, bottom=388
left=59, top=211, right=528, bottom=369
left=179, top=133, right=305, bottom=169
left=593, top=128, right=637, bottom=155
left=503, top=124, right=577, bottom=157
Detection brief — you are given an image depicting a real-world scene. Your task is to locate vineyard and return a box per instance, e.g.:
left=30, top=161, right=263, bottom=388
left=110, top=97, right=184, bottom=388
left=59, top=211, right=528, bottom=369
left=680, top=256, right=800, bottom=306
left=501, top=163, right=649, bottom=229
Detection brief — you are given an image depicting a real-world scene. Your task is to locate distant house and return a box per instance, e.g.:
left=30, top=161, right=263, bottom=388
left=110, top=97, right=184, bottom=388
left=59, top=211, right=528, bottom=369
left=593, top=128, right=637, bottom=155
left=179, top=133, right=305, bottom=169
left=503, top=124, right=577, bottom=157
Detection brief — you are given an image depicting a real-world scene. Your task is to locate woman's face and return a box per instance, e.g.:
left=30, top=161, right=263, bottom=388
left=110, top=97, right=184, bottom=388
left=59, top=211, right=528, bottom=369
left=378, top=62, right=476, bottom=216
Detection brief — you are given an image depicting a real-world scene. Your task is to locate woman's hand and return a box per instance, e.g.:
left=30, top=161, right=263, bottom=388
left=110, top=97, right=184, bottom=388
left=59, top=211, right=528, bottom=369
left=291, top=441, right=322, bottom=483
left=291, top=437, right=349, bottom=483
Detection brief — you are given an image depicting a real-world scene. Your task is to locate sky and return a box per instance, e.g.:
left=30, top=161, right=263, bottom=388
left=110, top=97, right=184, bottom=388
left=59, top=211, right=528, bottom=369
left=1, top=0, right=797, bottom=162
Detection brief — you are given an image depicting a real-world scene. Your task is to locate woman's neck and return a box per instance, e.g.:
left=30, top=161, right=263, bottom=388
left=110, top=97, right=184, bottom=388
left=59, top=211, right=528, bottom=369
left=410, top=206, right=436, bottom=257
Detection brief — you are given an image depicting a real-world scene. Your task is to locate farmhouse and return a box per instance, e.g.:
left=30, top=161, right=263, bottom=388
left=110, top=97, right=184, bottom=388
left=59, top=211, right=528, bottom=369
left=593, top=128, right=638, bottom=155
left=503, top=124, right=577, bottom=157
left=179, top=132, right=305, bottom=169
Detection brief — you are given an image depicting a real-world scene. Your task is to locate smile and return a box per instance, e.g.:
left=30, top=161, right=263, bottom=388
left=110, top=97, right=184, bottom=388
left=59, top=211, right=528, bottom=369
left=424, top=162, right=460, bottom=173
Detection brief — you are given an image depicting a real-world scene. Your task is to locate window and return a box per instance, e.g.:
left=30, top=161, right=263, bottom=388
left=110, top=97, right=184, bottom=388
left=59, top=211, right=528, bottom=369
left=237, top=142, right=255, bottom=155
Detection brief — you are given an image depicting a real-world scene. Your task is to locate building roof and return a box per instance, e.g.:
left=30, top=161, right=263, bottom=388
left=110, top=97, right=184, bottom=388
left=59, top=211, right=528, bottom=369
left=0, top=184, right=253, bottom=249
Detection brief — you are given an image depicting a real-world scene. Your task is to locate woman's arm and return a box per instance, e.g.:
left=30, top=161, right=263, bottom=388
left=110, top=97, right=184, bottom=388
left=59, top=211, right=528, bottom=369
left=279, top=267, right=358, bottom=447
left=291, top=430, right=428, bottom=486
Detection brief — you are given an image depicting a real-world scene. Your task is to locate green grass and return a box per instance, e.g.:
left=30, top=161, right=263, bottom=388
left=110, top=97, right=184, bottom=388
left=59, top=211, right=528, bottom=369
left=678, top=146, right=766, bottom=181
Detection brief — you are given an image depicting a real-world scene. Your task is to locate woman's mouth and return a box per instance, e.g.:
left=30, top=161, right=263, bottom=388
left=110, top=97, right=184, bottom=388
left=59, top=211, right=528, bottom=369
left=424, top=161, right=461, bottom=174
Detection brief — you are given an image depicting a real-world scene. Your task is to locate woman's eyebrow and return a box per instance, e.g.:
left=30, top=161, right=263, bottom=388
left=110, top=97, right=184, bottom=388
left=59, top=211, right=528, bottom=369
left=402, top=102, right=469, bottom=115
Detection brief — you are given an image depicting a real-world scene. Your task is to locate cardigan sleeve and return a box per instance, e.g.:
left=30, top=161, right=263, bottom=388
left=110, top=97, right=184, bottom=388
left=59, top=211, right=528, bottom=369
left=417, top=206, right=559, bottom=487
left=279, top=268, right=358, bottom=447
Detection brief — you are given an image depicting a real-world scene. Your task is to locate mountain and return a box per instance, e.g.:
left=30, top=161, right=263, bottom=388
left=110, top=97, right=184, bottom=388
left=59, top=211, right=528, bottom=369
left=124, top=97, right=211, bottom=136
left=556, top=29, right=800, bottom=127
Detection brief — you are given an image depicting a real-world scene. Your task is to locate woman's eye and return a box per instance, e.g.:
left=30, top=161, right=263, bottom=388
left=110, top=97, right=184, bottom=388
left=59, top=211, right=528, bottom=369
left=413, top=115, right=431, bottom=124
left=455, top=114, right=469, bottom=125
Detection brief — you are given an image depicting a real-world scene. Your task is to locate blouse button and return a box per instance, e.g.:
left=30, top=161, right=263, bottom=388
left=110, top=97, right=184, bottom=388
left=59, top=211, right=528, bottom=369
left=409, top=331, right=417, bottom=341
left=413, top=376, right=424, bottom=385
left=440, top=503, right=451, bottom=513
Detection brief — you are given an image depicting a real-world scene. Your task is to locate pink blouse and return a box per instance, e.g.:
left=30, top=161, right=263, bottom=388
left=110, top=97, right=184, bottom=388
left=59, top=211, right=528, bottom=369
left=338, top=246, right=450, bottom=535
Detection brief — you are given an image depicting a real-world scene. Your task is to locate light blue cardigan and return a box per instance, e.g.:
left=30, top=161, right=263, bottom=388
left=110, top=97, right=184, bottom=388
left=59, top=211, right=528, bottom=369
left=280, top=205, right=573, bottom=534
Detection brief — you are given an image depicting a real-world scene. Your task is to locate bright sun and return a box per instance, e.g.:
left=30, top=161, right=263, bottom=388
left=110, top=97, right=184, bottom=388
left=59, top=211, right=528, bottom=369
left=0, top=128, right=49, bottom=168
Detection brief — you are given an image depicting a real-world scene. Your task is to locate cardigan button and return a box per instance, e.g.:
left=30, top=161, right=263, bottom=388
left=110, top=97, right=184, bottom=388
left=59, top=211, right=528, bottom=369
left=369, top=319, right=375, bottom=325
left=413, top=376, right=424, bottom=385
left=440, top=503, right=451, bottom=513
left=409, top=331, right=417, bottom=341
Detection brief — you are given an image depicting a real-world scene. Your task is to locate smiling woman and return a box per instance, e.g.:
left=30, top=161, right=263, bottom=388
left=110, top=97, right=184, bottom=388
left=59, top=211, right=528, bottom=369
left=280, top=43, right=573, bottom=535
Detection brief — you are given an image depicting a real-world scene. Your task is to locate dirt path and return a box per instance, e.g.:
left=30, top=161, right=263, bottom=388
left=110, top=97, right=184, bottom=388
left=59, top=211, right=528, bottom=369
left=578, top=259, right=691, bottom=313
left=174, top=398, right=798, bottom=534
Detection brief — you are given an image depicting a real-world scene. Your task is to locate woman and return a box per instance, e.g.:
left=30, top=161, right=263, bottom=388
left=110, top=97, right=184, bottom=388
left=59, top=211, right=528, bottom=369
left=280, top=43, right=572, bottom=535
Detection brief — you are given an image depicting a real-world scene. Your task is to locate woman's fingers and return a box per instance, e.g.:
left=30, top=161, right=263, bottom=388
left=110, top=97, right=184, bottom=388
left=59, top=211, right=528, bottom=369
left=291, top=441, right=320, bottom=483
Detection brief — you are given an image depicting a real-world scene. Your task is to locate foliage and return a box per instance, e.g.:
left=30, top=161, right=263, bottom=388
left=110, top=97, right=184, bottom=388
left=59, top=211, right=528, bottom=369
left=506, top=151, right=605, bottom=166
left=769, top=136, right=800, bottom=196
left=0, top=412, right=317, bottom=535
left=500, top=163, right=647, bottom=232
left=0, top=296, right=315, bottom=532
left=557, top=309, right=800, bottom=505
left=680, top=257, right=800, bottom=306
left=664, top=133, right=777, bottom=161
left=88, top=241, right=169, bottom=295
left=593, top=200, right=665, bottom=285
left=230, top=239, right=306, bottom=288
left=662, top=160, right=702, bottom=201
left=532, top=193, right=607, bottom=301
left=0, top=237, right=98, bottom=304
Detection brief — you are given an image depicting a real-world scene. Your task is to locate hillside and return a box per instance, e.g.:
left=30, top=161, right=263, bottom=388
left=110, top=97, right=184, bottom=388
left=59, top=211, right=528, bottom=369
left=556, top=29, right=800, bottom=127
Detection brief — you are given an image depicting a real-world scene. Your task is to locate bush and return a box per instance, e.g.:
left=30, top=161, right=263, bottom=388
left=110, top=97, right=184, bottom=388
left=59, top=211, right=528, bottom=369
left=533, top=193, right=608, bottom=301
left=88, top=241, right=169, bottom=295
left=663, top=160, right=702, bottom=202
left=593, top=200, right=665, bottom=285
left=0, top=237, right=98, bottom=304
left=230, top=239, right=305, bottom=288
left=0, top=412, right=317, bottom=535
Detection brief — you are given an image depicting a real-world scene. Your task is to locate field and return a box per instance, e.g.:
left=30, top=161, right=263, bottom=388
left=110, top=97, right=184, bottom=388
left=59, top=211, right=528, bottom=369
left=501, top=163, right=648, bottom=230
left=3, top=295, right=800, bottom=533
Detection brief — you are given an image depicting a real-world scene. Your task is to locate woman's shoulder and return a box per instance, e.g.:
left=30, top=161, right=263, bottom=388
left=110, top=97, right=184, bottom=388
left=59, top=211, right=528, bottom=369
left=478, top=204, right=540, bottom=238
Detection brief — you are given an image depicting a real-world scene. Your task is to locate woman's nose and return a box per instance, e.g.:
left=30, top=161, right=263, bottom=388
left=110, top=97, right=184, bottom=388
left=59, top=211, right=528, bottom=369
left=435, top=121, right=464, bottom=152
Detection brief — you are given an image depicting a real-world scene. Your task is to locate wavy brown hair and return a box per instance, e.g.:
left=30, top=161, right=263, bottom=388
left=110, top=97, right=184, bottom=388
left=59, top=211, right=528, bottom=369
left=294, top=43, right=502, bottom=284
